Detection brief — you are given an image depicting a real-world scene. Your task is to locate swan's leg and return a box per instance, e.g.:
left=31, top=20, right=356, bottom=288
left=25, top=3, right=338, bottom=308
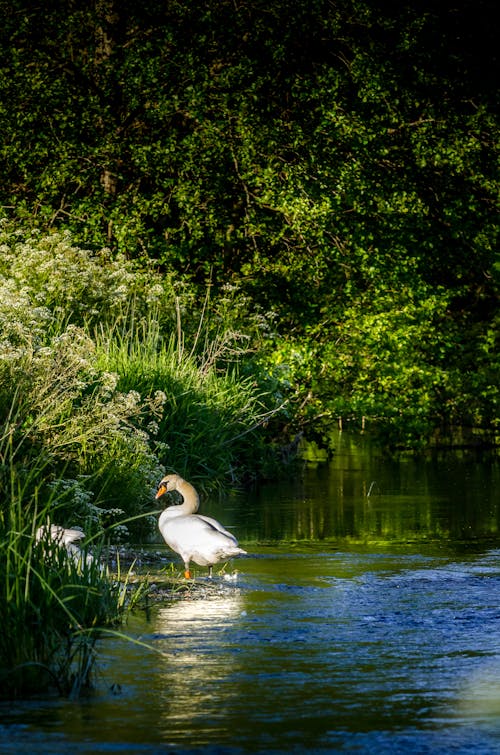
left=208, top=565, right=213, bottom=579
left=184, top=561, right=192, bottom=579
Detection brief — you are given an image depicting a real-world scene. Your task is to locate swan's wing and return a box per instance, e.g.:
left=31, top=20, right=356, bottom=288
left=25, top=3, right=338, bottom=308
left=195, top=514, right=238, bottom=544
left=160, top=515, right=243, bottom=563
left=160, top=515, right=221, bottom=547
left=54, top=526, right=85, bottom=545
left=35, top=524, right=85, bottom=545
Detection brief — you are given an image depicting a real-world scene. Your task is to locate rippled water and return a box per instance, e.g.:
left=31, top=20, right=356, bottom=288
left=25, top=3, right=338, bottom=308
left=2, top=438, right=500, bottom=754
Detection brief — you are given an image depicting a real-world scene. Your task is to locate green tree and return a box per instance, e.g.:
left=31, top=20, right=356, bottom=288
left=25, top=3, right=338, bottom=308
left=0, top=0, right=498, bottom=448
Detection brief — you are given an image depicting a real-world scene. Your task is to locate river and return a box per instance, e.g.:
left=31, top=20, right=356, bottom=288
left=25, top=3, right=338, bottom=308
left=1, top=433, right=500, bottom=754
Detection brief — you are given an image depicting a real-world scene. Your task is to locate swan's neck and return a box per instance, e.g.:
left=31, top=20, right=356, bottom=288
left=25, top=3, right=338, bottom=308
left=175, top=479, right=200, bottom=515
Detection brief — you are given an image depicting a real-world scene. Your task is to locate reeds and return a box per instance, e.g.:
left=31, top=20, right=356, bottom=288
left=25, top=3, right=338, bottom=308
left=0, top=229, right=281, bottom=528
left=0, top=466, right=131, bottom=698
left=0, top=407, right=143, bottom=699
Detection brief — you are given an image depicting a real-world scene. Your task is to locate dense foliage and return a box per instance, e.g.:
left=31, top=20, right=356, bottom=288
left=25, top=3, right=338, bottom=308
left=0, top=230, right=277, bottom=544
left=0, top=0, right=498, bottom=449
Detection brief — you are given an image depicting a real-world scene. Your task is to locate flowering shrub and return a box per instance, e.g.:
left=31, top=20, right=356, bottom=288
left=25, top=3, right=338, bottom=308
left=0, top=228, right=278, bottom=538
left=0, top=226, right=170, bottom=328
left=0, top=321, right=163, bottom=536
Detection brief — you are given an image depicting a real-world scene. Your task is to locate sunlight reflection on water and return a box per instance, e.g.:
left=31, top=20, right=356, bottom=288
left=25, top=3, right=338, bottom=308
left=3, top=550, right=500, bottom=753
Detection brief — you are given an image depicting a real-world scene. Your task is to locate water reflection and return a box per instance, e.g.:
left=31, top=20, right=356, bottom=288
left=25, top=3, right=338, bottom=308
left=457, top=659, right=500, bottom=725
left=146, top=548, right=500, bottom=753
left=151, top=588, right=246, bottom=744
left=202, top=434, right=500, bottom=548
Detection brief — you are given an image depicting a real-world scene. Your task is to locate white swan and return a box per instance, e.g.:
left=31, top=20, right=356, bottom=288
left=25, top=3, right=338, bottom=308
left=155, top=474, right=247, bottom=578
left=35, top=524, right=93, bottom=567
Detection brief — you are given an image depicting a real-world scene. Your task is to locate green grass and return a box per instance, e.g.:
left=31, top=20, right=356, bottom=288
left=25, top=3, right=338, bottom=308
left=94, top=311, right=281, bottom=490
left=0, top=489, right=132, bottom=698
left=0, top=424, right=144, bottom=699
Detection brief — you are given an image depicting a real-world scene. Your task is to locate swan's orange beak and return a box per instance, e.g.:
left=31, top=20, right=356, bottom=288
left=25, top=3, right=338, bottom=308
left=155, top=483, right=167, bottom=499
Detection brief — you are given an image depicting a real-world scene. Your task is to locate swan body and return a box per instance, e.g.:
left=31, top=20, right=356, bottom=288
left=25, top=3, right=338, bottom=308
left=155, top=474, right=246, bottom=578
left=36, top=524, right=85, bottom=547
left=35, top=524, right=93, bottom=567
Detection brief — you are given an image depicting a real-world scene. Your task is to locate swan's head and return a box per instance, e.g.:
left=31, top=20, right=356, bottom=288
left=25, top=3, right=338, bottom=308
left=155, top=474, right=181, bottom=499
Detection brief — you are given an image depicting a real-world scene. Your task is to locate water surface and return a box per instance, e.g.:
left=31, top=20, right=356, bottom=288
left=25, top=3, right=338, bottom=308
left=2, top=435, right=500, bottom=754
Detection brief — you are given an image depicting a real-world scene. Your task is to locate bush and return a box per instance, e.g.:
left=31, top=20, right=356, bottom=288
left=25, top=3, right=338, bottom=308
left=0, top=228, right=280, bottom=539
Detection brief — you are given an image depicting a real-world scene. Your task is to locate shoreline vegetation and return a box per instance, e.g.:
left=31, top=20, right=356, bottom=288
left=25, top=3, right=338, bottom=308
left=0, top=230, right=284, bottom=699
